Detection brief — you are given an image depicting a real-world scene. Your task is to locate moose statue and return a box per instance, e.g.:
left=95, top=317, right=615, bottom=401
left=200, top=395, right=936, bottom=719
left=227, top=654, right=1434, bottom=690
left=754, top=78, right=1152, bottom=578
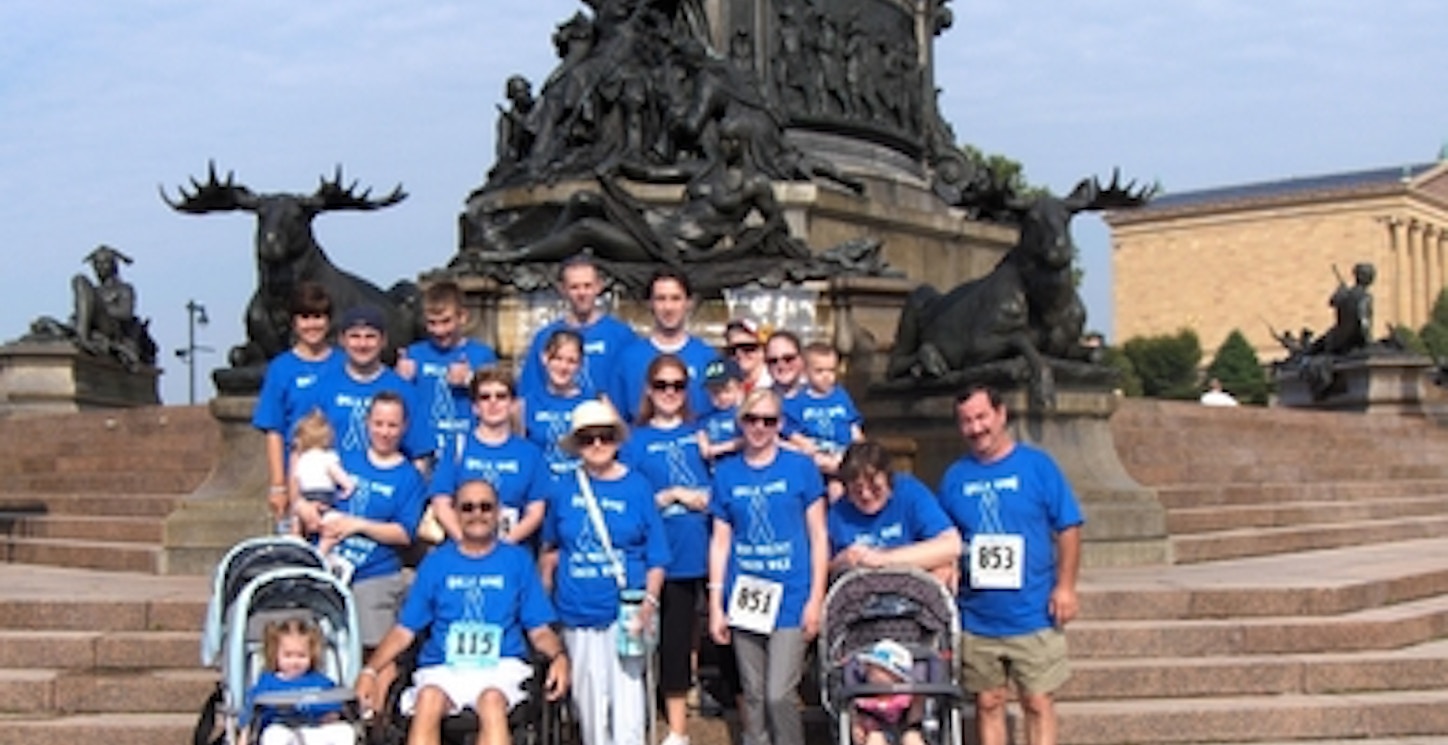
left=162, top=162, right=421, bottom=393
left=885, top=170, right=1155, bottom=408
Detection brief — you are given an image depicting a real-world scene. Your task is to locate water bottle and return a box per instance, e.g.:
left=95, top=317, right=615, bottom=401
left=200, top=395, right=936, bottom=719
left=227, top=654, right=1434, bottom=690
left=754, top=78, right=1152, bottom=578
left=617, top=590, right=646, bottom=658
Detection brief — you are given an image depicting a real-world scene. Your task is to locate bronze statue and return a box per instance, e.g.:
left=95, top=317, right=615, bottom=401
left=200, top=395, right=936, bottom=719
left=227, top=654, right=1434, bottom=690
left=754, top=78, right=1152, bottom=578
left=885, top=171, right=1155, bottom=407
left=1306, top=263, right=1375, bottom=357
left=162, top=163, right=421, bottom=392
left=23, top=245, right=158, bottom=370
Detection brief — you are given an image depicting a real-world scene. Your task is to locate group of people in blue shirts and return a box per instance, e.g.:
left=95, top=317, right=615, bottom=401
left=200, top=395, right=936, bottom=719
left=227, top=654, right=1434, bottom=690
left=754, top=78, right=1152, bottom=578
left=249, top=254, right=1086, bottom=745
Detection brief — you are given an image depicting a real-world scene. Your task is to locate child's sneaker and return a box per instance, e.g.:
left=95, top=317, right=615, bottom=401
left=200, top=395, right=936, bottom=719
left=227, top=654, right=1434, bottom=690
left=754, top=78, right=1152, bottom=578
left=659, top=733, right=690, bottom=745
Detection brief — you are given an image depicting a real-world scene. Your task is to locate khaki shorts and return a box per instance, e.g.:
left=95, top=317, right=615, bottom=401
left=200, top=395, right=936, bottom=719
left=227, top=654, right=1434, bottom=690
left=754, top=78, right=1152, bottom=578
left=352, top=572, right=410, bottom=648
left=960, top=627, right=1070, bottom=695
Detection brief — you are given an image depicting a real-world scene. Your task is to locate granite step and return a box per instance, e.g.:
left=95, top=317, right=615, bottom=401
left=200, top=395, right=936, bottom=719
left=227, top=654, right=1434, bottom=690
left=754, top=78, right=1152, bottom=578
left=1156, top=479, right=1448, bottom=510
left=1061, top=638, right=1448, bottom=700
left=2, top=471, right=206, bottom=494
left=1071, top=592, right=1448, bottom=659
left=3, top=515, right=164, bottom=544
left=0, top=668, right=216, bottom=715
left=0, top=493, right=182, bottom=518
left=0, top=630, right=199, bottom=670
left=0, top=536, right=162, bottom=574
left=1167, top=494, right=1448, bottom=535
left=1053, top=688, right=1448, bottom=744
left=0, top=712, right=198, bottom=745
left=1171, top=514, right=1448, bottom=563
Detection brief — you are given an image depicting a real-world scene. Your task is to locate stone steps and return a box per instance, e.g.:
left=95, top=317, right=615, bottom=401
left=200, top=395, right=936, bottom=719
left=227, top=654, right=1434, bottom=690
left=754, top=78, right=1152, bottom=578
left=1171, top=513, right=1448, bottom=563
left=1167, top=494, right=1448, bottom=534
left=0, top=668, right=216, bottom=715
left=2, top=515, right=164, bottom=544
left=0, top=536, right=163, bottom=574
left=0, top=630, right=197, bottom=669
left=1156, top=479, right=1448, bottom=509
left=1061, top=639, right=1448, bottom=700
left=0, top=713, right=198, bottom=745
left=1053, top=689, right=1448, bottom=745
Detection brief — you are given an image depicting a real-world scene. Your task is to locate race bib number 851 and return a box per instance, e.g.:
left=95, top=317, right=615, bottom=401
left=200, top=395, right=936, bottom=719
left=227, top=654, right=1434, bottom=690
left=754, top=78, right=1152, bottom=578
left=727, top=575, right=784, bottom=635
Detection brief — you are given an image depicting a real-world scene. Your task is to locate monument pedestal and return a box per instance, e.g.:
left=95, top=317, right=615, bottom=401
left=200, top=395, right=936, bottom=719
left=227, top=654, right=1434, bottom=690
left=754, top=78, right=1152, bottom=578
left=0, top=340, right=159, bottom=418
left=861, top=387, right=1170, bottom=567
left=161, top=395, right=270, bottom=575
left=1276, top=355, right=1448, bottom=418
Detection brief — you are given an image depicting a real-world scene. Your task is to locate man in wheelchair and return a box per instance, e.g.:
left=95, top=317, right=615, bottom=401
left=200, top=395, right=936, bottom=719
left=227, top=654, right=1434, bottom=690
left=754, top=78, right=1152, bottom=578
left=356, top=479, right=570, bottom=745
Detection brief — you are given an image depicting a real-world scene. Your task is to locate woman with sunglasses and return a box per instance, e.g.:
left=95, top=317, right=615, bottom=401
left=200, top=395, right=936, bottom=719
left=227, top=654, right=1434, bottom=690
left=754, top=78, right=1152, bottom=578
left=620, top=355, right=712, bottom=745
left=521, top=328, right=589, bottom=476
left=356, top=478, right=570, bottom=743
left=764, top=330, right=805, bottom=398
left=724, top=319, right=771, bottom=394
left=429, top=369, right=550, bottom=547
left=707, top=388, right=828, bottom=745
left=540, top=399, right=670, bottom=745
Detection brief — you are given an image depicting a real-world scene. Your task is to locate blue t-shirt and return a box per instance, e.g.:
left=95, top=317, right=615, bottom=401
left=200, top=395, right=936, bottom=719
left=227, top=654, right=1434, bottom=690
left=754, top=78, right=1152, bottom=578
left=517, top=315, right=637, bottom=401
left=621, top=422, right=713, bottom=579
left=938, top=444, right=1085, bottom=637
left=241, top=670, right=341, bottom=729
left=521, top=387, right=589, bottom=476
left=699, top=404, right=739, bottom=453
left=542, top=468, right=671, bottom=628
left=782, top=386, right=862, bottom=454
left=332, top=449, right=426, bottom=582
left=404, top=338, right=498, bottom=456
left=709, top=449, right=824, bottom=630
left=608, top=335, right=716, bottom=423
left=430, top=433, right=550, bottom=515
left=312, top=365, right=431, bottom=460
left=251, top=348, right=343, bottom=450
left=828, top=472, right=953, bottom=556
left=398, top=541, right=557, bottom=668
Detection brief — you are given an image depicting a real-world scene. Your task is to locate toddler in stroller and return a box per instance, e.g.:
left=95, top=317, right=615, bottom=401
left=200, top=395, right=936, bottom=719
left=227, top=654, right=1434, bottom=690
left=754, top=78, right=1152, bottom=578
left=241, top=617, right=353, bottom=745
left=821, top=568, right=967, bottom=745
left=196, top=536, right=365, bottom=745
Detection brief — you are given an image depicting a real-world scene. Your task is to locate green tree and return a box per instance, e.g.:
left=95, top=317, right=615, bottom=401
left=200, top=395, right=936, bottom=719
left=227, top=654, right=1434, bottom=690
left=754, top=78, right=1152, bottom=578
left=1122, top=328, right=1202, bottom=399
left=1205, top=329, right=1269, bottom=405
left=1099, top=345, right=1143, bottom=397
left=1418, top=288, right=1448, bottom=359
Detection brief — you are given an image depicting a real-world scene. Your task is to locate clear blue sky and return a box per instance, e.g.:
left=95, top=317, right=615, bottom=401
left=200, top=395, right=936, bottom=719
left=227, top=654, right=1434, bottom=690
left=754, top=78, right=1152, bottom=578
left=3, top=1, right=1446, bottom=405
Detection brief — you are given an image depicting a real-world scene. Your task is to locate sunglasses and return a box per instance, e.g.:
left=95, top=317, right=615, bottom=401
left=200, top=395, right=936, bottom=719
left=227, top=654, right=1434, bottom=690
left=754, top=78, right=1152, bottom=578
left=765, top=353, right=799, bottom=366
left=742, top=413, right=780, bottom=427
left=475, top=391, right=512, bottom=402
left=728, top=342, right=761, bottom=355
left=650, top=379, right=687, bottom=392
left=457, top=501, right=497, bottom=514
left=575, top=428, right=619, bottom=446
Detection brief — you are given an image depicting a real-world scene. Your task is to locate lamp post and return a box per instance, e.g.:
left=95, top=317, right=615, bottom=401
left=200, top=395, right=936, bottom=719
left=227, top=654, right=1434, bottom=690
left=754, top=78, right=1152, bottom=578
left=175, top=299, right=212, bottom=404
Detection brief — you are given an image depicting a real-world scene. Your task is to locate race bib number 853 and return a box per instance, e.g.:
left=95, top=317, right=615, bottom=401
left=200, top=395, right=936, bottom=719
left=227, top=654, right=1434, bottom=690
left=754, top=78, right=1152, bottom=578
left=969, top=534, right=1024, bottom=590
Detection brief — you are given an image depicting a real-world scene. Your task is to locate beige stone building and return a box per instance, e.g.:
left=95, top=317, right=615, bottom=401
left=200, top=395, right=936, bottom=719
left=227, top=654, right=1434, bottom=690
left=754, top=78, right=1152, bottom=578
left=1108, top=159, right=1448, bottom=363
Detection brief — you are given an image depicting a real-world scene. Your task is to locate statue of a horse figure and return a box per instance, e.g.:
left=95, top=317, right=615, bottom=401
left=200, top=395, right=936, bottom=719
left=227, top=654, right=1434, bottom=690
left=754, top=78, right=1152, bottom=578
left=886, top=170, right=1154, bottom=407
left=162, top=162, right=421, bottom=392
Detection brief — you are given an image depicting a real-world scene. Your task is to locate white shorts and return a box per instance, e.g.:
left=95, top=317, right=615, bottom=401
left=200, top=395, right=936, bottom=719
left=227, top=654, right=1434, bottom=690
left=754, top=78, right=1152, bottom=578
left=400, top=658, right=534, bottom=714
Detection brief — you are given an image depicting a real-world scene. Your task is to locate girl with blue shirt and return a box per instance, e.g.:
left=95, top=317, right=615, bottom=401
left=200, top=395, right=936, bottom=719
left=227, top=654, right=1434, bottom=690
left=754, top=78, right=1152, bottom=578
left=520, top=328, right=588, bottom=476
left=540, top=400, right=669, bottom=745
left=708, top=388, right=828, bottom=745
left=430, top=370, right=550, bottom=547
left=619, top=354, right=712, bottom=745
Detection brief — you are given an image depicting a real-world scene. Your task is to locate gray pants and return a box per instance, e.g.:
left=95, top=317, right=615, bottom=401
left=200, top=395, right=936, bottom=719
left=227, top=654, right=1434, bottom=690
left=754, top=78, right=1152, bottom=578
left=733, top=628, right=807, bottom=745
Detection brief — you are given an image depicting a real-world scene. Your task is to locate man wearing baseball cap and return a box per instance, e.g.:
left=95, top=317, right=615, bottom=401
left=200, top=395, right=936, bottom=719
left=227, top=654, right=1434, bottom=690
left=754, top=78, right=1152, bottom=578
left=312, top=304, right=431, bottom=460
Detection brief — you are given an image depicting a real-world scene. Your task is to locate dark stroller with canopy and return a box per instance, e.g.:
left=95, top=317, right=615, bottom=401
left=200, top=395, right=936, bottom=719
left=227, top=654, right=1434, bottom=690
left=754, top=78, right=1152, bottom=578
left=818, top=567, right=966, bottom=745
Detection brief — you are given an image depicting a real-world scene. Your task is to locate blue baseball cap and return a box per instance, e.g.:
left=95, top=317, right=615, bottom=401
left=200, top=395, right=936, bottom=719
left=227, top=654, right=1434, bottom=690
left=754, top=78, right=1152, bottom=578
left=703, top=356, right=743, bottom=386
left=338, top=304, right=386, bottom=332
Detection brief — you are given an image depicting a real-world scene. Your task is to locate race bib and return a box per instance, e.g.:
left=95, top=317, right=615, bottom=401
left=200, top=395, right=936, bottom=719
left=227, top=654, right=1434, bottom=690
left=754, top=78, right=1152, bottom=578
left=499, top=507, right=520, bottom=538
left=445, top=621, right=502, bottom=668
left=969, top=534, right=1024, bottom=590
left=726, top=575, right=784, bottom=635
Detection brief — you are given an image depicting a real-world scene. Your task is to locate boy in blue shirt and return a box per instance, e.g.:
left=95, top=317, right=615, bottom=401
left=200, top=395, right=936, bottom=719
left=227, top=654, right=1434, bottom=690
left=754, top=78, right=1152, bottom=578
left=396, top=281, right=498, bottom=459
left=697, top=356, right=744, bottom=461
left=784, top=342, right=865, bottom=487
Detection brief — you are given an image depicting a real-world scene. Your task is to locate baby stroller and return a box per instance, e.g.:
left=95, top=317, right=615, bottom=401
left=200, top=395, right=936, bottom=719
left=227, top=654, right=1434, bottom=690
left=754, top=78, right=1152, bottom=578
left=819, top=568, right=966, bottom=745
left=196, top=535, right=366, bottom=745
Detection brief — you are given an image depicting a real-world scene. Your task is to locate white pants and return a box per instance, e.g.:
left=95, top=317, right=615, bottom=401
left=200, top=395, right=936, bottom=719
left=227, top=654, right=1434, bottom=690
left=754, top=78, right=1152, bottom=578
left=258, top=721, right=354, bottom=745
left=562, top=625, right=646, bottom=745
